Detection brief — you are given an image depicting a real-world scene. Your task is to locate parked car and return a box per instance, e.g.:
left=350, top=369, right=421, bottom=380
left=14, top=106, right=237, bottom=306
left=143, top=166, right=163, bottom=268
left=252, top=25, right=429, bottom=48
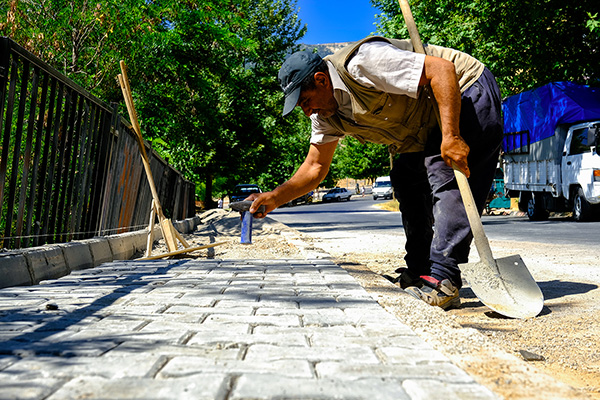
left=285, top=191, right=314, bottom=207
left=230, top=184, right=261, bottom=203
left=322, top=187, right=352, bottom=202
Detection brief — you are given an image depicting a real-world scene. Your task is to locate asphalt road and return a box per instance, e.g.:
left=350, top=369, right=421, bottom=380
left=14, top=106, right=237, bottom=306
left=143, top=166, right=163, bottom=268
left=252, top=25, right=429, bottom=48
left=269, top=194, right=600, bottom=248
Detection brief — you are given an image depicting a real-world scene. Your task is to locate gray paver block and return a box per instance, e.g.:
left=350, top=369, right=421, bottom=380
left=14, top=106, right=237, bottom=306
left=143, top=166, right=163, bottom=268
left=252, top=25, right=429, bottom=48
left=202, top=314, right=300, bottom=327
left=23, top=246, right=69, bottom=283
left=0, top=354, right=161, bottom=380
left=158, top=357, right=313, bottom=379
left=65, top=328, right=188, bottom=348
left=301, top=309, right=353, bottom=326
left=230, top=374, right=411, bottom=400
left=58, top=242, right=93, bottom=271
left=0, top=355, right=18, bottom=370
left=378, top=346, right=450, bottom=364
left=109, top=342, right=244, bottom=359
left=0, top=253, right=32, bottom=288
left=315, top=361, right=474, bottom=383
left=0, top=379, right=64, bottom=400
left=0, top=331, right=119, bottom=357
left=244, top=344, right=380, bottom=364
left=186, top=331, right=308, bottom=347
left=403, top=379, right=500, bottom=400
left=46, top=375, right=228, bottom=400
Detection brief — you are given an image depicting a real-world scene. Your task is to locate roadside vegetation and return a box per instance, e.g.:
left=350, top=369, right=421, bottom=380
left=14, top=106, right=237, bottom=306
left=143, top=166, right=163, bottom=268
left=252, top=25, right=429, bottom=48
left=1, top=0, right=598, bottom=206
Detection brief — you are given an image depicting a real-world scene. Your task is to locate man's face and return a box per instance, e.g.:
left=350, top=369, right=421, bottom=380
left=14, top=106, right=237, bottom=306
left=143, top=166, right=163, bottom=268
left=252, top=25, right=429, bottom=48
left=296, top=72, right=338, bottom=118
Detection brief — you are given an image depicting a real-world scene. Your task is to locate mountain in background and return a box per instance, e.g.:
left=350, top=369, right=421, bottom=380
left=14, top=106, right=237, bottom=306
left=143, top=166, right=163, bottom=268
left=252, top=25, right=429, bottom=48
left=299, top=42, right=350, bottom=58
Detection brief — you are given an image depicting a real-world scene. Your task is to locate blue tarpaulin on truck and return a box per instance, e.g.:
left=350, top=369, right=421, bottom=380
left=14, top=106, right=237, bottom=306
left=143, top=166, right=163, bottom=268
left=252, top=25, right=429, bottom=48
left=502, top=81, right=600, bottom=152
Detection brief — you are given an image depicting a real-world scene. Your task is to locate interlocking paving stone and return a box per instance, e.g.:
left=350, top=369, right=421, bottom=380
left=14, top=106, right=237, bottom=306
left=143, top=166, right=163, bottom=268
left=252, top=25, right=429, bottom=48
left=0, top=258, right=499, bottom=399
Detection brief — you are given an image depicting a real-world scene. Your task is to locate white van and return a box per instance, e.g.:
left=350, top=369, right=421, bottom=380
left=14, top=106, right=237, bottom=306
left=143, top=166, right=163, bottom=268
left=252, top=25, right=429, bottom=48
left=372, top=176, right=393, bottom=200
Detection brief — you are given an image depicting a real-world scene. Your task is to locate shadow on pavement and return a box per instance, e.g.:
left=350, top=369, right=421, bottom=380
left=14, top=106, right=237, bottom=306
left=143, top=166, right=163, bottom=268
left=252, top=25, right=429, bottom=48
left=460, top=279, right=598, bottom=309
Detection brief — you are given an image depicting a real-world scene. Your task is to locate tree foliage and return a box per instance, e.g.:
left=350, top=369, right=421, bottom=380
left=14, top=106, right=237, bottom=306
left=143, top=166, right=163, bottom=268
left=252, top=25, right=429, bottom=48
left=1, top=0, right=308, bottom=206
left=332, top=137, right=391, bottom=182
left=126, top=0, right=308, bottom=206
left=0, top=0, right=165, bottom=95
left=3, top=0, right=599, bottom=206
left=372, top=0, right=600, bottom=96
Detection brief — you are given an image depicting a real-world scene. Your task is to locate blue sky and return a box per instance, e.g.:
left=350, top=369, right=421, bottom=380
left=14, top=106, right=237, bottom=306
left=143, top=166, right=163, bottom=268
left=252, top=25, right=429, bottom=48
left=296, top=0, right=381, bottom=44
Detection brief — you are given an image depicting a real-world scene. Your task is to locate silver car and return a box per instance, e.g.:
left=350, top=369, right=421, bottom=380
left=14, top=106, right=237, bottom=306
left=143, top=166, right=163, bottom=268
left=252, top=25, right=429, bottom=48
left=322, top=187, right=352, bottom=202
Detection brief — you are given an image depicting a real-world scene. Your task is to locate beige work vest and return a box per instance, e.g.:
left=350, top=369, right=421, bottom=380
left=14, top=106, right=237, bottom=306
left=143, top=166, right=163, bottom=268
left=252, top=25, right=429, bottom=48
left=323, top=36, right=485, bottom=153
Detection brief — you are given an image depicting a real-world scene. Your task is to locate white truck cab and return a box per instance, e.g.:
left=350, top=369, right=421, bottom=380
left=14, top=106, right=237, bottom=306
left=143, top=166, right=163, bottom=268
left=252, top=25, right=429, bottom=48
left=561, top=122, right=600, bottom=219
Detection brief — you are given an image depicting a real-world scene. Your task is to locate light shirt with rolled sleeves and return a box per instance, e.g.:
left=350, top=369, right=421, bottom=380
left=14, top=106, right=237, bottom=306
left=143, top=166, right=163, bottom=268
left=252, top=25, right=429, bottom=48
left=310, top=41, right=426, bottom=145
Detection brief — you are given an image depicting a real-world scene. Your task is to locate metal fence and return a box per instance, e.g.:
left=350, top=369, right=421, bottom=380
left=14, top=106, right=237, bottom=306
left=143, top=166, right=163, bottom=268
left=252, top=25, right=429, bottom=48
left=0, top=37, right=195, bottom=250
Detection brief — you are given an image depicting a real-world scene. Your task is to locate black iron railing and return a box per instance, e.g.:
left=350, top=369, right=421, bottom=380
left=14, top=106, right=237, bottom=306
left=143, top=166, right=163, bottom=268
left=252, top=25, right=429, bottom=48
left=0, top=37, right=195, bottom=250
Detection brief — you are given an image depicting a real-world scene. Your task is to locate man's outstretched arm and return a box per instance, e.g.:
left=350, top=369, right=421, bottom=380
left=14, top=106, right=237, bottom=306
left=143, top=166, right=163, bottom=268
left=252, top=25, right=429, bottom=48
left=247, top=139, right=338, bottom=217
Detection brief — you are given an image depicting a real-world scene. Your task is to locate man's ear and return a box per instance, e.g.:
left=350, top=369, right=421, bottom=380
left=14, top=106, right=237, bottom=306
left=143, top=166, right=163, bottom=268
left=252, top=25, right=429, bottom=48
left=314, top=72, right=330, bottom=87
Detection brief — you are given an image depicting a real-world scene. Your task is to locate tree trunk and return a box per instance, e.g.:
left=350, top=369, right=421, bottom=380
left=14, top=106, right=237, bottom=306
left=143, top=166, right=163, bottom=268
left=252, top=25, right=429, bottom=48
left=203, top=173, right=217, bottom=209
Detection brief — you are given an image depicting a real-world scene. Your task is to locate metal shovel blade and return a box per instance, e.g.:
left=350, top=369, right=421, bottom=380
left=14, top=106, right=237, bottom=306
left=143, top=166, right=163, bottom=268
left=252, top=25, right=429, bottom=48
left=460, top=255, right=544, bottom=319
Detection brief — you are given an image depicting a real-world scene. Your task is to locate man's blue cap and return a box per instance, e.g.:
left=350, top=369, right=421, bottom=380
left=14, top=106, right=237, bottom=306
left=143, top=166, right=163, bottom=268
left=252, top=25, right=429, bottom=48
left=278, top=51, right=323, bottom=117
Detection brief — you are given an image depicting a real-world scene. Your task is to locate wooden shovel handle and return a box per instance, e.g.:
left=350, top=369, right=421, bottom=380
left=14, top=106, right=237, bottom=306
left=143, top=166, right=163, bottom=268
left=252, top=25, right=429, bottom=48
left=398, top=0, right=426, bottom=54
left=452, top=165, right=496, bottom=266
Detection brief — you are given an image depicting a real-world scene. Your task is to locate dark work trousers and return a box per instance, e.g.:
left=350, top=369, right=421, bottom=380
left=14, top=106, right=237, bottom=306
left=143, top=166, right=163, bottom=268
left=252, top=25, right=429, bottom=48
left=390, top=68, right=503, bottom=288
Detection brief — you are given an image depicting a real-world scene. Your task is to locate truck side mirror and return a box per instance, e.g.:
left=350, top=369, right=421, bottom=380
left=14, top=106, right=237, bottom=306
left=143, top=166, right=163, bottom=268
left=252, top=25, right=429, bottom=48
left=588, top=127, right=599, bottom=147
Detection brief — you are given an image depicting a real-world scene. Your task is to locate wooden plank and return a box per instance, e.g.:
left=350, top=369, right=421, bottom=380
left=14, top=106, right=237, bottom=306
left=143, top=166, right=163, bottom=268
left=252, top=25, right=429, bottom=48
left=139, top=242, right=227, bottom=261
left=145, top=200, right=156, bottom=258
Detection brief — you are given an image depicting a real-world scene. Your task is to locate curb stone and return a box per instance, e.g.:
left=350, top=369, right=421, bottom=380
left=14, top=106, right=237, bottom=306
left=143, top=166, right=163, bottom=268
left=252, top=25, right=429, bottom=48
left=0, top=215, right=199, bottom=289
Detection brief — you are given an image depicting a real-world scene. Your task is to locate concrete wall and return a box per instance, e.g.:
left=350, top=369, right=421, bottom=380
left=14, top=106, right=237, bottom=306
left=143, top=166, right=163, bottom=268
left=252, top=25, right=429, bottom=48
left=0, top=216, right=201, bottom=289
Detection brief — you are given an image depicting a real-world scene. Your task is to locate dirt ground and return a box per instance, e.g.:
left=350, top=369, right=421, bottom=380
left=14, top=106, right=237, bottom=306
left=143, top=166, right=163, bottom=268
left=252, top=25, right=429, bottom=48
left=142, top=209, right=600, bottom=399
left=353, top=238, right=600, bottom=400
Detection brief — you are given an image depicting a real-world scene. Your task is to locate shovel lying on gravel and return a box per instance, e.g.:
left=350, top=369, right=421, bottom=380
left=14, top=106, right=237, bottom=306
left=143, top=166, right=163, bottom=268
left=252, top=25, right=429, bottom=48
left=398, top=0, right=544, bottom=318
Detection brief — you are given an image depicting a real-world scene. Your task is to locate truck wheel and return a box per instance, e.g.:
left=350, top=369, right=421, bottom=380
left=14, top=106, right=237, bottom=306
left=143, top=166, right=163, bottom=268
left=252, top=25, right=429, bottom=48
left=572, top=187, right=592, bottom=222
left=527, top=193, right=549, bottom=221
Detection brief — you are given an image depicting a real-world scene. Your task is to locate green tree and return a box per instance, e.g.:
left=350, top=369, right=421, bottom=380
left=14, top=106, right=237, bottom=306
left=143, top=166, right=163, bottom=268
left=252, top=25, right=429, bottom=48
left=128, top=0, right=307, bottom=207
left=372, top=0, right=600, bottom=96
left=332, top=137, right=390, bottom=182
left=2, top=0, right=309, bottom=208
left=0, top=0, right=164, bottom=96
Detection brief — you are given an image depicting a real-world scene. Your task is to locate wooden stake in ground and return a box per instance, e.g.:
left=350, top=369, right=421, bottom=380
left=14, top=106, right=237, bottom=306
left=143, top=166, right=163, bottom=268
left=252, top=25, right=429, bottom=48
left=117, top=60, right=225, bottom=259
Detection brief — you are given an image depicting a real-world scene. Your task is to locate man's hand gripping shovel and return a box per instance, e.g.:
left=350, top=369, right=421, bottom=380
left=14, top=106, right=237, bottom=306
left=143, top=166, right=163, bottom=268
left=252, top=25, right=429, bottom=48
left=398, top=0, right=544, bottom=318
